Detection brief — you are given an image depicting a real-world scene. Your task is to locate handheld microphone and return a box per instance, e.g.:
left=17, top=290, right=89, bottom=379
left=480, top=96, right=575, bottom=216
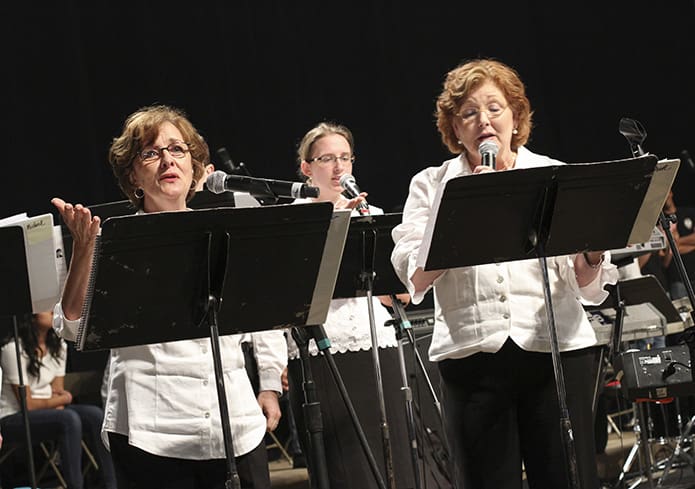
left=478, top=140, right=499, bottom=169
left=206, top=170, right=319, bottom=199
left=339, top=174, right=370, bottom=215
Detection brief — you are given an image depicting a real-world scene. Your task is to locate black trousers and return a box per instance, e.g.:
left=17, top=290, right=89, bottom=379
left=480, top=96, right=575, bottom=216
left=107, top=433, right=270, bottom=489
left=438, top=339, right=601, bottom=489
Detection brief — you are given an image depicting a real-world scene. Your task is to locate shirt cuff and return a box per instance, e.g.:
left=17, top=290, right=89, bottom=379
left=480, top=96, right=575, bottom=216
left=257, top=369, right=283, bottom=395
left=52, top=301, right=80, bottom=342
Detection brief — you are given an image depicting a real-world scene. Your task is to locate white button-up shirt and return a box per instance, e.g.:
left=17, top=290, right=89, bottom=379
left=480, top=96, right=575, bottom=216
left=54, top=303, right=286, bottom=459
left=391, top=147, right=618, bottom=362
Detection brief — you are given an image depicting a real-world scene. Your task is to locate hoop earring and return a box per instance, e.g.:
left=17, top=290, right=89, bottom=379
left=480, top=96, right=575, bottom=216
left=191, top=179, right=198, bottom=190
left=134, top=188, right=144, bottom=199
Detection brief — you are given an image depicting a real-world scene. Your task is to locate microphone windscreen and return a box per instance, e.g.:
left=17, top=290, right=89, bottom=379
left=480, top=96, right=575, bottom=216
left=478, top=140, right=499, bottom=156
left=339, top=174, right=359, bottom=195
left=206, top=170, right=227, bottom=194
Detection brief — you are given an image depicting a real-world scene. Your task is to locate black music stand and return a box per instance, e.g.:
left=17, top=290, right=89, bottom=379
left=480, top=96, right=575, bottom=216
left=333, top=213, right=443, bottom=489
left=598, top=275, right=683, bottom=351
left=417, top=155, right=672, bottom=489
left=0, top=226, right=38, bottom=489
left=74, top=202, right=348, bottom=489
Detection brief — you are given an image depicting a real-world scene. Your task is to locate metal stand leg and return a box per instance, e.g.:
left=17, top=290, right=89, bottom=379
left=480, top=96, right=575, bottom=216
left=292, top=325, right=388, bottom=489
left=657, top=415, right=695, bottom=487
left=615, top=402, right=655, bottom=489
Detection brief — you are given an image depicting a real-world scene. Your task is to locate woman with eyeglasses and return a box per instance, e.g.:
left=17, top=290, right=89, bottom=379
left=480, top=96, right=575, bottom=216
left=284, top=122, right=415, bottom=489
left=391, top=59, right=618, bottom=489
left=51, top=105, right=286, bottom=489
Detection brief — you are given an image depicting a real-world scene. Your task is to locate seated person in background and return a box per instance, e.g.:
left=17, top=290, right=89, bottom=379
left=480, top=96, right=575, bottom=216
left=0, top=311, right=116, bottom=489
left=663, top=189, right=695, bottom=299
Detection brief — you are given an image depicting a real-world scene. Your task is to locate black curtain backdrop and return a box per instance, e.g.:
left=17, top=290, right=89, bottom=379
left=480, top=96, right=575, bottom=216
left=2, top=1, right=695, bottom=220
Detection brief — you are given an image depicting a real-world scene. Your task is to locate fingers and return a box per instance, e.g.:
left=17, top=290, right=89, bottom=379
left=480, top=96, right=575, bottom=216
left=473, top=165, right=495, bottom=174
left=347, top=194, right=367, bottom=210
left=52, top=198, right=100, bottom=242
left=266, top=407, right=281, bottom=431
left=258, top=391, right=282, bottom=431
left=281, top=367, right=289, bottom=392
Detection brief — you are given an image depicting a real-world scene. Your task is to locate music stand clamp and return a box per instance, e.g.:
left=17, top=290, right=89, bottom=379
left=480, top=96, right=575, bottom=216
left=0, top=226, right=39, bottom=489
left=417, top=155, right=672, bottom=489
left=73, top=202, right=345, bottom=489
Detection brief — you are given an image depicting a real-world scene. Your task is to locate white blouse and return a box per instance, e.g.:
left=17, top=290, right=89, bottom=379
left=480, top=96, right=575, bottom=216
left=53, top=303, right=286, bottom=459
left=287, top=202, right=397, bottom=359
left=391, top=147, right=619, bottom=362
left=0, top=339, right=67, bottom=418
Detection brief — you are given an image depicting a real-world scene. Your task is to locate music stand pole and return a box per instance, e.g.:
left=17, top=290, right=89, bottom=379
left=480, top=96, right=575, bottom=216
left=12, top=315, right=39, bottom=489
left=290, top=326, right=330, bottom=489
left=207, top=295, right=241, bottom=489
left=534, top=239, right=580, bottom=489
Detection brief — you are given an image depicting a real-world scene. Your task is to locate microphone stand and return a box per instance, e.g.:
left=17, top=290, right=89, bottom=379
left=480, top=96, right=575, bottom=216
left=363, top=265, right=397, bottom=489
left=355, top=208, right=397, bottom=489
left=386, top=299, right=424, bottom=489
left=618, top=118, right=695, bottom=487
left=291, top=325, right=388, bottom=489
left=618, top=118, right=695, bottom=323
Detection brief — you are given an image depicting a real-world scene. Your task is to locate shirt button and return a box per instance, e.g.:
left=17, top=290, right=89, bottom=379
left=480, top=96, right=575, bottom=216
left=503, top=313, right=510, bottom=319
left=497, top=276, right=504, bottom=284
left=499, top=295, right=507, bottom=302
left=203, top=380, right=209, bottom=386
left=202, top=347, right=208, bottom=354
left=204, top=412, right=210, bottom=419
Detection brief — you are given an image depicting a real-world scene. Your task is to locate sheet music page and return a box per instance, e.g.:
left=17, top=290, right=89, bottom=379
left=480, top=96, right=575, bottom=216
left=0, top=213, right=61, bottom=312
left=628, top=158, right=679, bottom=244
left=307, top=209, right=351, bottom=325
left=0, top=212, right=28, bottom=225
left=415, top=178, right=449, bottom=270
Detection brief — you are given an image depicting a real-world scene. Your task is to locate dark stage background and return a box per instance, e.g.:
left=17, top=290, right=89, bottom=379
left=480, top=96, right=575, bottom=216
left=2, top=1, right=695, bottom=221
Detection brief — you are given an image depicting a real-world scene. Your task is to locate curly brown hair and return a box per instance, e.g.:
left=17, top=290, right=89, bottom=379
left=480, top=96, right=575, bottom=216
left=435, top=59, right=533, bottom=154
left=108, top=105, right=209, bottom=207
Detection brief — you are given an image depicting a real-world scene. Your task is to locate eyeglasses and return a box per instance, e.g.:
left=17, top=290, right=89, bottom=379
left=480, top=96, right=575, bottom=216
left=139, top=142, right=190, bottom=163
left=458, top=103, right=508, bottom=122
left=306, top=154, right=355, bottom=165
